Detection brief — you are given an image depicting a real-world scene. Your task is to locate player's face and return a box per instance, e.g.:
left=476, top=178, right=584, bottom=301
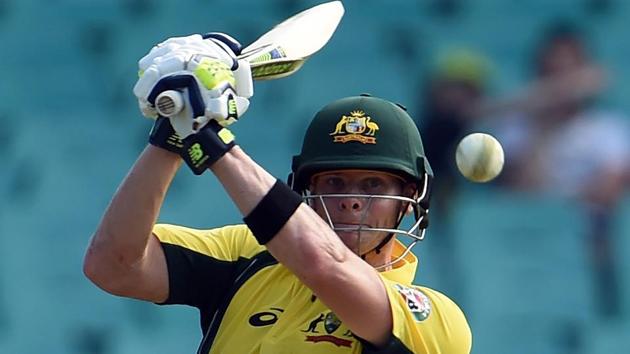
left=309, top=170, right=412, bottom=255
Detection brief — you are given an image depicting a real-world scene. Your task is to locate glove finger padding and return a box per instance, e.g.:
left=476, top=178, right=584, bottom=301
left=135, top=46, right=252, bottom=131
left=203, top=32, right=243, bottom=55
left=134, top=47, right=234, bottom=104
left=201, top=32, right=253, bottom=99
left=138, top=34, right=236, bottom=72
left=203, top=91, right=250, bottom=127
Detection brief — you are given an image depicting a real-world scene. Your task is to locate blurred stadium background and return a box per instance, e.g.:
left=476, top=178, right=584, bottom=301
left=1, top=0, right=629, bottom=353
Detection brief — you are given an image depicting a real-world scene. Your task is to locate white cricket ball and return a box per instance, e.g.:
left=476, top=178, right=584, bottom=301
left=455, top=133, right=504, bottom=183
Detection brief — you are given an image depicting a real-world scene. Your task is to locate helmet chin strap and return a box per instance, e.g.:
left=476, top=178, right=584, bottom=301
left=359, top=205, right=406, bottom=260
left=360, top=233, right=395, bottom=260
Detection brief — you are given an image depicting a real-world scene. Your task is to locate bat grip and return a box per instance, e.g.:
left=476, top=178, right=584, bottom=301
left=155, top=90, right=184, bottom=117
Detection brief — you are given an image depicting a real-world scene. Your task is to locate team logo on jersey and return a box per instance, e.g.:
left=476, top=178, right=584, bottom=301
left=324, top=312, right=342, bottom=334
left=394, top=284, right=432, bottom=322
left=302, top=312, right=353, bottom=348
left=329, top=110, right=380, bottom=144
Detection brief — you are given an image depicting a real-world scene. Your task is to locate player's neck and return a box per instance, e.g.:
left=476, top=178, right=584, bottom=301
left=364, top=239, right=396, bottom=271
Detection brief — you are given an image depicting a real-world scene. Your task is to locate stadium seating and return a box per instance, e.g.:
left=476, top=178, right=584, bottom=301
left=1, top=0, right=629, bottom=353
left=450, top=187, right=595, bottom=354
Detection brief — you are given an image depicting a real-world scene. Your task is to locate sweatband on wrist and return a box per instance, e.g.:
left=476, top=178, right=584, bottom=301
left=244, top=180, right=303, bottom=245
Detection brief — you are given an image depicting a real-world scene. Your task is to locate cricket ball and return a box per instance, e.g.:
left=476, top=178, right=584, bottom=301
left=455, top=133, right=504, bottom=183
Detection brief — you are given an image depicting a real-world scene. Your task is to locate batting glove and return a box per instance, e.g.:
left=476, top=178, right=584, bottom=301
left=148, top=116, right=183, bottom=155
left=133, top=33, right=254, bottom=173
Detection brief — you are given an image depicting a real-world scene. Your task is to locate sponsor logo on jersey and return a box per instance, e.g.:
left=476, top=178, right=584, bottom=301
left=394, top=284, right=431, bottom=322
left=302, top=312, right=354, bottom=348
left=329, top=110, right=380, bottom=144
left=248, top=307, right=284, bottom=327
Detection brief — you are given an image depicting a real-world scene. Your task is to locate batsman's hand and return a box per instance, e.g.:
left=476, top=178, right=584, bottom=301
left=134, top=33, right=253, bottom=138
left=134, top=33, right=253, bottom=174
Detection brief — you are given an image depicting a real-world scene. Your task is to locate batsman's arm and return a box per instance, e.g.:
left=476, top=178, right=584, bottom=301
left=211, top=147, right=392, bottom=347
left=83, top=145, right=179, bottom=303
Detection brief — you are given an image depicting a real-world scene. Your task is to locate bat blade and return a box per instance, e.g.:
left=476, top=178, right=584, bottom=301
left=249, top=59, right=305, bottom=81
left=239, top=1, right=345, bottom=80
left=154, top=1, right=344, bottom=118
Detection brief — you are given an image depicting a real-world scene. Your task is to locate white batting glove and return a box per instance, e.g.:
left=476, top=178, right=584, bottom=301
left=133, top=34, right=254, bottom=139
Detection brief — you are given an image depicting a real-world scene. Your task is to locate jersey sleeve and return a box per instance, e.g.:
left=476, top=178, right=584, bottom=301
left=152, top=223, right=265, bottom=309
left=363, top=279, right=472, bottom=354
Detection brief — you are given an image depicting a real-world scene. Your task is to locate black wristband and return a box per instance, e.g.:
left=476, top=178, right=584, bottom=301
left=181, top=120, right=236, bottom=175
left=244, top=180, right=303, bottom=245
left=149, top=117, right=183, bottom=154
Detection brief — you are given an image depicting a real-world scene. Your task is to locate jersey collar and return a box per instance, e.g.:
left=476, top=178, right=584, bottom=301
left=381, top=240, right=418, bottom=284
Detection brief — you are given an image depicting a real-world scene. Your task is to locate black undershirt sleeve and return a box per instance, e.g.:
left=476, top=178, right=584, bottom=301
left=358, top=334, right=414, bottom=354
left=157, top=243, right=238, bottom=310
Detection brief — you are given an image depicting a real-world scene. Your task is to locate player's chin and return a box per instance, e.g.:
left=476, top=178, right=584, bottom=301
left=335, top=230, right=382, bottom=253
left=335, top=231, right=360, bottom=247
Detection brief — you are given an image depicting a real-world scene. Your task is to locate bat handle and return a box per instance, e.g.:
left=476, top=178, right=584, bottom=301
left=155, top=90, right=184, bottom=117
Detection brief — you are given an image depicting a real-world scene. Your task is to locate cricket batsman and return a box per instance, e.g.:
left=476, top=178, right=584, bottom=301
left=83, top=33, right=472, bottom=353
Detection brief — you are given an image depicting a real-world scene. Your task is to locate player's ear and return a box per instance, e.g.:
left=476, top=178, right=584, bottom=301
left=403, top=183, right=417, bottom=215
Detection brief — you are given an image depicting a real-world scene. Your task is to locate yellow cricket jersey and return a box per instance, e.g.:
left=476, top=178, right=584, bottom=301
left=153, top=223, right=471, bottom=354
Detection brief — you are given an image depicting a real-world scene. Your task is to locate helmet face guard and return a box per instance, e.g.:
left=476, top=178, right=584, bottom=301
left=290, top=95, right=434, bottom=269
left=301, top=172, right=431, bottom=270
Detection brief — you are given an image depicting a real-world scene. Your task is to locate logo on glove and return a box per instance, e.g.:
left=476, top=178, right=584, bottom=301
left=167, top=134, right=183, bottom=149
left=188, top=143, right=205, bottom=164
left=194, top=58, right=236, bottom=91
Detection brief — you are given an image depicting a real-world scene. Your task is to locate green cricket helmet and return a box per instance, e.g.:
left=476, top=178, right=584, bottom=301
left=290, top=94, right=433, bottom=266
left=292, top=95, right=432, bottom=191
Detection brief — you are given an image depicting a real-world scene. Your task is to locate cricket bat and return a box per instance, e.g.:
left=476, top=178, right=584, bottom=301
left=155, top=1, right=344, bottom=117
